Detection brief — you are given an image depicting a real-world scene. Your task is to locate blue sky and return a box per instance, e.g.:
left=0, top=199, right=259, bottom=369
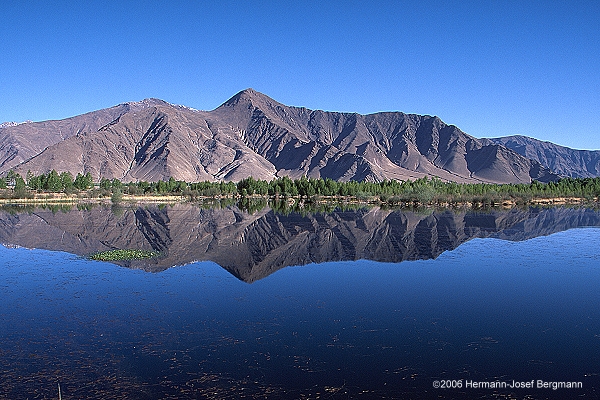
left=1, top=1, right=599, bottom=149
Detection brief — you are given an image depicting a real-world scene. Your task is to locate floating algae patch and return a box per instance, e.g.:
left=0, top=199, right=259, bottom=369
left=89, top=249, right=161, bottom=261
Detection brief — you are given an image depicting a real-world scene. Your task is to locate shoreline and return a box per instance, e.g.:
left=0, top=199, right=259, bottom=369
left=0, top=191, right=596, bottom=209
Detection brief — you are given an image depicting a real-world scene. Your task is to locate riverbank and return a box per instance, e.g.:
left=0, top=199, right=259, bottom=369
left=0, top=191, right=186, bottom=205
left=0, top=189, right=596, bottom=209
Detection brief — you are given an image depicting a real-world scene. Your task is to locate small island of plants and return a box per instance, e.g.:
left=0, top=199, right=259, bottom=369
left=89, top=249, right=161, bottom=261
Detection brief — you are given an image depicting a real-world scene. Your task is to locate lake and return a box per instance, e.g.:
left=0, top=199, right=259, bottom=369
left=1, top=204, right=600, bottom=399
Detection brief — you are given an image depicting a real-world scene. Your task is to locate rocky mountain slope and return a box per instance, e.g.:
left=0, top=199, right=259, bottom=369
left=0, top=102, right=138, bottom=172
left=1, top=205, right=599, bottom=282
left=487, top=135, right=600, bottom=178
left=1, top=89, right=561, bottom=184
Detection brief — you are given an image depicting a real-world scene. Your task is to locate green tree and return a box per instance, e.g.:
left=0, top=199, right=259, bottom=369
left=28, top=174, right=42, bottom=190
left=237, top=176, right=255, bottom=196
left=99, top=178, right=112, bottom=190
left=156, top=180, right=168, bottom=193
left=60, top=172, right=74, bottom=190
left=14, top=175, right=26, bottom=191
left=45, top=170, right=62, bottom=192
left=111, top=178, right=123, bottom=190
left=74, top=172, right=94, bottom=190
left=167, top=177, right=177, bottom=192
left=74, top=173, right=85, bottom=190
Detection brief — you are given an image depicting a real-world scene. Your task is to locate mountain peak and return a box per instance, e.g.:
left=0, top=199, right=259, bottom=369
left=236, top=88, right=263, bottom=99
left=219, top=88, right=280, bottom=109
left=239, top=87, right=258, bottom=95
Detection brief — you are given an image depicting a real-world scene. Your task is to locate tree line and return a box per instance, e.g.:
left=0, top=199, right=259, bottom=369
left=1, top=169, right=600, bottom=205
left=1, top=170, right=94, bottom=196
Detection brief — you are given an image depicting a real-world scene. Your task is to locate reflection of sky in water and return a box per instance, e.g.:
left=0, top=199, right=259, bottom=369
left=1, top=228, right=599, bottom=398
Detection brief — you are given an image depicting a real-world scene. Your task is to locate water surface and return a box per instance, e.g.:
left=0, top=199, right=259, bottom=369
left=1, top=205, right=599, bottom=398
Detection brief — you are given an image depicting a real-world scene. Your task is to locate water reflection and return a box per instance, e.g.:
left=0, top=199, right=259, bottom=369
left=1, top=204, right=600, bottom=282
left=2, top=205, right=600, bottom=398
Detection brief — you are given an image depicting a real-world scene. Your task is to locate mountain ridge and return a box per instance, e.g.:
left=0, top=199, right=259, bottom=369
left=487, top=135, right=600, bottom=178
left=0, top=89, right=580, bottom=183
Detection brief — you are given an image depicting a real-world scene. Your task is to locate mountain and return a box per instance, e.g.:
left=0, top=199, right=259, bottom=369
left=1, top=89, right=561, bottom=184
left=1, top=204, right=599, bottom=282
left=0, top=102, right=137, bottom=172
left=487, top=135, right=600, bottom=178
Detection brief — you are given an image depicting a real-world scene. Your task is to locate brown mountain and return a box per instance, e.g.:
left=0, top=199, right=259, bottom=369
left=487, top=135, right=600, bottom=178
left=1, top=89, right=559, bottom=184
left=0, top=102, right=135, bottom=172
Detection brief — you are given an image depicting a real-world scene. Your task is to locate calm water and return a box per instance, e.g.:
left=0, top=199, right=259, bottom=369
left=1, top=205, right=600, bottom=399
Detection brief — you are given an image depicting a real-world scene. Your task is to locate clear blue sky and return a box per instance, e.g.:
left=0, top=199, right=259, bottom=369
left=1, top=1, right=599, bottom=149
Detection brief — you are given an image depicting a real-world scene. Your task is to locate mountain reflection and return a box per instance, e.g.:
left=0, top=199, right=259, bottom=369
left=1, top=204, right=599, bottom=282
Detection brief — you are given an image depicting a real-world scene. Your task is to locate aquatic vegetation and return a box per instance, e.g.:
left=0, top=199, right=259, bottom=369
left=89, top=249, right=160, bottom=261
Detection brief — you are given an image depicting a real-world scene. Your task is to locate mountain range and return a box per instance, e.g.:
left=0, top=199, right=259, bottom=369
left=1, top=89, right=597, bottom=184
left=487, top=135, right=600, bottom=178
